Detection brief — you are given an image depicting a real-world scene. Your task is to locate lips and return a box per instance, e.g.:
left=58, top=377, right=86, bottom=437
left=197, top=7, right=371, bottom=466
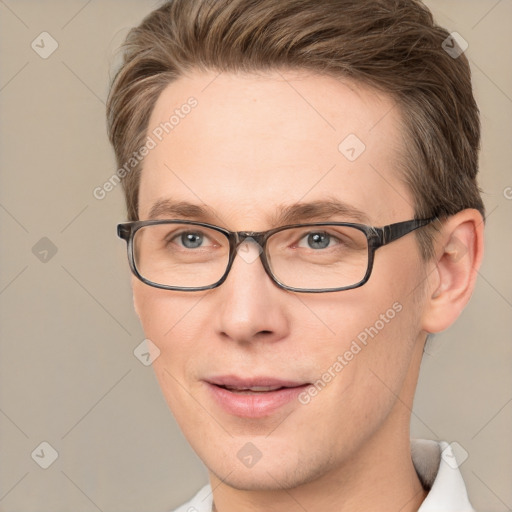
left=205, top=375, right=311, bottom=418
left=208, top=375, right=307, bottom=388
left=223, top=385, right=285, bottom=393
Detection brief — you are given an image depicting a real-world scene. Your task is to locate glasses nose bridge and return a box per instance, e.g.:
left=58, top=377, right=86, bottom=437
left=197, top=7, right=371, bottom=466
left=233, top=230, right=267, bottom=248
left=230, top=230, right=273, bottom=281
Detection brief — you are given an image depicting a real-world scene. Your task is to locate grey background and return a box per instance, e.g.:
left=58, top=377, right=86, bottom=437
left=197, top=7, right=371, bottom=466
left=0, top=1, right=510, bottom=511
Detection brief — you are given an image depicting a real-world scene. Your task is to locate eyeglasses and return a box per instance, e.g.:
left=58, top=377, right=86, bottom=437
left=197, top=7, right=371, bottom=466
left=117, top=218, right=435, bottom=293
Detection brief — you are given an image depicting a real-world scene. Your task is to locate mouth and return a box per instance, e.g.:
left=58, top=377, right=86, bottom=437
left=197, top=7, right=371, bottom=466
left=220, top=384, right=291, bottom=394
left=205, top=376, right=311, bottom=418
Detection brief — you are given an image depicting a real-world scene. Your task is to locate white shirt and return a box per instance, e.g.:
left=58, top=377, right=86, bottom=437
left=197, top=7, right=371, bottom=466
left=171, top=439, right=474, bottom=512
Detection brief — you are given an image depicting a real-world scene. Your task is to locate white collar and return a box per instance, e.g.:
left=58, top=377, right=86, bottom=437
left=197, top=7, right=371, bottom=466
left=172, top=439, right=474, bottom=511
left=413, top=439, right=474, bottom=511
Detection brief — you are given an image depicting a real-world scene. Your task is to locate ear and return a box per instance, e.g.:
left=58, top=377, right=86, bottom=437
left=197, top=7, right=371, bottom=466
left=421, top=209, right=484, bottom=334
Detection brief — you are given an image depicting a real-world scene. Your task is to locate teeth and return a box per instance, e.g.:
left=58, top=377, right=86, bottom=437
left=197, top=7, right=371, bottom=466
left=225, top=385, right=283, bottom=392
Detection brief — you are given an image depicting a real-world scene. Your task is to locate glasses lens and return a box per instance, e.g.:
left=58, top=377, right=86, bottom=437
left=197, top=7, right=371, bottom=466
left=133, top=223, right=229, bottom=288
left=266, top=225, right=369, bottom=290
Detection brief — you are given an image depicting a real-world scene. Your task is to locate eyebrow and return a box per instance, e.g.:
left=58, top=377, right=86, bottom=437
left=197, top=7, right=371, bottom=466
left=271, top=199, right=370, bottom=225
left=147, top=199, right=217, bottom=221
left=146, top=198, right=370, bottom=226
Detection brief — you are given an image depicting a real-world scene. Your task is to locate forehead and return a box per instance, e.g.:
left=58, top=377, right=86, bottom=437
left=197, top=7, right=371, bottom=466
left=139, top=70, right=412, bottom=227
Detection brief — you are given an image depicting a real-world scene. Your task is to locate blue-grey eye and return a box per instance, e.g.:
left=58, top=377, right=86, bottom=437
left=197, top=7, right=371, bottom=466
left=181, top=232, right=204, bottom=248
left=307, top=232, right=330, bottom=249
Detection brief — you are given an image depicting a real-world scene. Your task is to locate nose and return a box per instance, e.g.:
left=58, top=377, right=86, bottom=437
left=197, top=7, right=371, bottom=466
left=214, top=239, right=290, bottom=345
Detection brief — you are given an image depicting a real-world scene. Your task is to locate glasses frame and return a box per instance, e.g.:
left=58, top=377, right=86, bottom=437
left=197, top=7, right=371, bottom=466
left=117, top=218, right=435, bottom=293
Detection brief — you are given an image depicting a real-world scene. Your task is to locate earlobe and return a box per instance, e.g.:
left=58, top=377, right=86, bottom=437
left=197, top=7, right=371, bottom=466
left=421, top=209, right=484, bottom=334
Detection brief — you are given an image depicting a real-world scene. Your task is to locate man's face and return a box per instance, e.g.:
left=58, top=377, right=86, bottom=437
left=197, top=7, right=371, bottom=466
left=134, top=71, right=428, bottom=490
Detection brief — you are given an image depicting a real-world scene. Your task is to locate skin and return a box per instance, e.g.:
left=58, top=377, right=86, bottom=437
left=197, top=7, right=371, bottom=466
left=132, top=70, right=484, bottom=511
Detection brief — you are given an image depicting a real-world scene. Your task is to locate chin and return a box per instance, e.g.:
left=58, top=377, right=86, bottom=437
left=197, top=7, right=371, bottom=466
left=200, top=438, right=334, bottom=492
left=209, top=463, right=308, bottom=492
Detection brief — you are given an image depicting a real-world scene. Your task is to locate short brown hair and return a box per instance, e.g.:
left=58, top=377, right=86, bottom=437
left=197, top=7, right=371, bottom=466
left=106, top=0, right=484, bottom=259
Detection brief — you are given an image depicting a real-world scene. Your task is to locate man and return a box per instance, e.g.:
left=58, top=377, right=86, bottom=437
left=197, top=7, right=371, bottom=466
left=107, top=0, right=484, bottom=510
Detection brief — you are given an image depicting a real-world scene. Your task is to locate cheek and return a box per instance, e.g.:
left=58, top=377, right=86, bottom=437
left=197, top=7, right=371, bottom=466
left=291, top=293, right=422, bottom=452
left=132, top=281, right=205, bottom=382
left=134, top=280, right=200, bottom=340
left=297, top=253, right=425, bottom=402
left=133, top=282, right=207, bottom=419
